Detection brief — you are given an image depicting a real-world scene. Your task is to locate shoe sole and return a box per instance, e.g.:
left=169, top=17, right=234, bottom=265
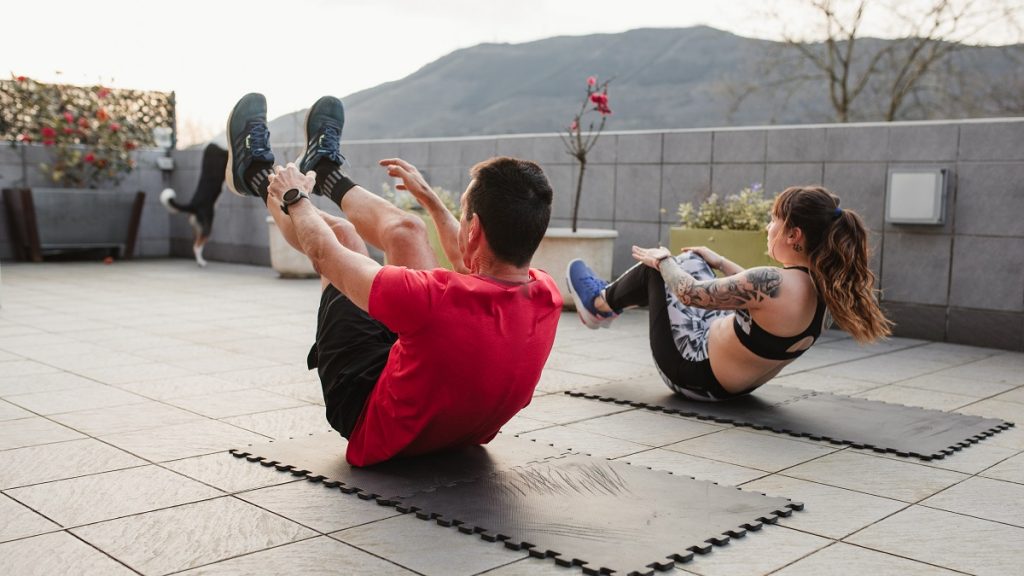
left=565, top=260, right=606, bottom=330
left=224, top=97, right=257, bottom=198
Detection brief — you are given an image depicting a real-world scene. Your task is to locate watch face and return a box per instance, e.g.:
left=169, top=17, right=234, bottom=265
left=284, top=188, right=300, bottom=202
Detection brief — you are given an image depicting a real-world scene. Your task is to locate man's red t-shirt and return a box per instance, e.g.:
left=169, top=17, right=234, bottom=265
left=345, top=266, right=562, bottom=466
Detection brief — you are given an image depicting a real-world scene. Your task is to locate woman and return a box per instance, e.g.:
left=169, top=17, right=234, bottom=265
left=566, top=186, right=892, bottom=401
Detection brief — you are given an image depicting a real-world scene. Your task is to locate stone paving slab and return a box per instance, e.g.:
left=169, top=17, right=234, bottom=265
left=0, top=260, right=1021, bottom=575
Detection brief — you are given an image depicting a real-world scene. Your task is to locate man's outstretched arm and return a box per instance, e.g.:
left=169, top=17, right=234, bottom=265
left=380, top=158, right=468, bottom=273
left=268, top=164, right=381, bottom=311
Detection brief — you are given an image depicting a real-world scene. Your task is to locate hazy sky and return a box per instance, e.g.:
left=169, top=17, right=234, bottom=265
left=4, top=0, right=1019, bottom=145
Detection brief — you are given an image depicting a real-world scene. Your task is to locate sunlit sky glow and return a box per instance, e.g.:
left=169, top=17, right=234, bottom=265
left=4, top=0, right=1018, bottom=146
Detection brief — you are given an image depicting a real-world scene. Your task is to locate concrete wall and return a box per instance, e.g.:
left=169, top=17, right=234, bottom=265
left=3, top=118, right=1023, bottom=349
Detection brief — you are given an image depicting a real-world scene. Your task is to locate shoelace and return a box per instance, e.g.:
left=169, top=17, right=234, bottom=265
left=313, top=123, right=345, bottom=164
left=245, top=121, right=272, bottom=159
left=577, top=273, right=607, bottom=298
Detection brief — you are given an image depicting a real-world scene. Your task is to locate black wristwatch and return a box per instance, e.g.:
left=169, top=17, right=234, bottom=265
left=280, top=188, right=309, bottom=215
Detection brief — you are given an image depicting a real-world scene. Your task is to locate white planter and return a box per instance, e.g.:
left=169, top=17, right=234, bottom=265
left=266, top=216, right=318, bottom=279
left=531, top=227, right=618, bottom=308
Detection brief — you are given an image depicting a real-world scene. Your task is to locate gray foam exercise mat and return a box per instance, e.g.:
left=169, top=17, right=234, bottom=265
left=398, top=455, right=802, bottom=575
left=230, top=432, right=571, bottom=504
left=566, top=381, right=1014, bottom=460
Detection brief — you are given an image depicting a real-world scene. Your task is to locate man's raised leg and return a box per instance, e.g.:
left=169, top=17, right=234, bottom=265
left=297, top=96, right=438, bottom=270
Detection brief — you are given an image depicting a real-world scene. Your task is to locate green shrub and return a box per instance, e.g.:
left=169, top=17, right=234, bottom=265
left=677, top=184, right=772, bottom=231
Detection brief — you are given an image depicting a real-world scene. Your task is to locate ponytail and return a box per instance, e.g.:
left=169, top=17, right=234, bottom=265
left=774, top=186, right=892, bottom=343
left=810, top=210, right=892, bottom=343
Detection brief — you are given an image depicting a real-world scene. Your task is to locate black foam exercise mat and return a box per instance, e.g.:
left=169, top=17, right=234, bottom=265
left=398, top=455, right=802, bottom=575
left=230, top=432, right=571, bottom=504
left=566, top=381, right=1014, bottom=460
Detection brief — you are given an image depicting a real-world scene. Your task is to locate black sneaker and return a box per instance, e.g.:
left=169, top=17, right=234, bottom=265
left=225, top=93, right=275, bottom=198
left=297, top=96, right=346, bottom=195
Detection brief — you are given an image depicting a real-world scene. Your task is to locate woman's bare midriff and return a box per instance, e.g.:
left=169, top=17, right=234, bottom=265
left=706, top=313, right=793, bottom=394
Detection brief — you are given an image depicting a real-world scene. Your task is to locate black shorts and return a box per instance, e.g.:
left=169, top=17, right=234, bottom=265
left=307, top=284, right=396, bottom=438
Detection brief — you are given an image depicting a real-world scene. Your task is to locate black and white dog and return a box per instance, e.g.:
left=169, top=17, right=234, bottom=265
left=160, top=143, right=229, bottom=267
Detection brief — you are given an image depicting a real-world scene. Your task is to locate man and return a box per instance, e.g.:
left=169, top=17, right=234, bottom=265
left=225, top=93, right=561, bottom=466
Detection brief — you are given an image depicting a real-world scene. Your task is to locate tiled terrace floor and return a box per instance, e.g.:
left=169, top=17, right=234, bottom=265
left=0, top=260, right=1022, bottom=576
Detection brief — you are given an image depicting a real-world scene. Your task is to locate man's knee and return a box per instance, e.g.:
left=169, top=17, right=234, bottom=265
left=382, top=213, right=428, bottom=247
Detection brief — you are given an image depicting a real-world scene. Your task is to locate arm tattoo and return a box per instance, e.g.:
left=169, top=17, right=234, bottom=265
left=659, top=262, right=782, bottom=310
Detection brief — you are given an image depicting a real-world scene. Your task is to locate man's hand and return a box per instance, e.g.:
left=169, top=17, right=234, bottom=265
left=267, top=163, right=316, bottom=204
left=379, top=158, right=438, bottom=211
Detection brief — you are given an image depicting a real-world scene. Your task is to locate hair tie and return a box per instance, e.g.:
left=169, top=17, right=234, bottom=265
left=832, top=207, right=842, bottom=220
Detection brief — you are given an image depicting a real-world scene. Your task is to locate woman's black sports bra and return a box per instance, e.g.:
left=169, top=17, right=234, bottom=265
left=732, top=266, right=827, bottom=361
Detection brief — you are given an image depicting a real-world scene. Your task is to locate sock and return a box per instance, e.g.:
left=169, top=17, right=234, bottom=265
left=244, top=162, right=274, bottom=203
left=315, top=159, right=357, bottom=205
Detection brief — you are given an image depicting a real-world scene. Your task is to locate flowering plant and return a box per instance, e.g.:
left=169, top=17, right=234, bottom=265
left=2, top=75, right=154, bottom=188
left=560, top=75, right=612, bottom=232
left=677, top=184, right=773, bottom=231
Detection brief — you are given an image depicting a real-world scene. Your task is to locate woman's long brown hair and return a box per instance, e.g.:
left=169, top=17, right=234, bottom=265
left=773, top=186, right=892, bottom=343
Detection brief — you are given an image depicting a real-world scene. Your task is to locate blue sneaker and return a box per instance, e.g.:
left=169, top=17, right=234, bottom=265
left=225, top=93, right=275, bottom=198
left=297, top=96, right=346, bottom=195
left=566, top=259, right=616, bottom=329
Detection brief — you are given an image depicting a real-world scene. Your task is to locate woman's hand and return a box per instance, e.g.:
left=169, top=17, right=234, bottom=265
left=632, top=245, right=673, bottom=269
left=682, top=246, right=724, bottom=270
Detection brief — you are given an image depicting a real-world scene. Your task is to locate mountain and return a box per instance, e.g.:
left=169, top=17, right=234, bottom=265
left=259, top=26, right=1020, bottom=143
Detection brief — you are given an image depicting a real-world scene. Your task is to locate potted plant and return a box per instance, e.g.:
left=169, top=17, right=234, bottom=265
left=532, top=75, right=618, bottom=306
left=670, top=184, right=778, bottom=271
left=1, top=75, right=172, bottom=261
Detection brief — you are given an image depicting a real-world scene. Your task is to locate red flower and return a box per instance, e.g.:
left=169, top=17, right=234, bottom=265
left=570, top=120, right=579, bottom=131
left=97, top=87, right=110, bottom=99
left=16, top=76, right=27, bottom=82
left=96, top=108, right=109, bottom=122
left=64, top=111, right=75, bottom=124
left=124, top=141, right=137, bottom=150
left=590, top=91, right=612, bottom=116
left=84, top=153, right=96, bottom=164
left=63, top=126, right=75, bottom=134
left=587, top=76, right=597, bottom=86
left=41, top=126, right=57, bottom=138
left=78, top=117, right=90, bottom=128
left=109, top=122, right=120, bottom=132
left=17, top=133, right=32, bottom=143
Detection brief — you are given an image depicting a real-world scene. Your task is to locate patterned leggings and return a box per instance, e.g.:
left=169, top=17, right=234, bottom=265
left=603, top=252, right=733, bottom=401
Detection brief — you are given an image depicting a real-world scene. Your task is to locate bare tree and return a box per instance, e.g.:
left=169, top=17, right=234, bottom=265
left=741, top=0, right=1023, bottom=122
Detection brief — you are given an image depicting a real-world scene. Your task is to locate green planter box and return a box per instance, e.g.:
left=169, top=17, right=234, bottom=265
left=668, top=227, right=777, bottom=272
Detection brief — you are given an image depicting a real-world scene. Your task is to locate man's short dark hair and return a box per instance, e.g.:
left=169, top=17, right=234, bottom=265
left=466, top=157, right=552, bottom=267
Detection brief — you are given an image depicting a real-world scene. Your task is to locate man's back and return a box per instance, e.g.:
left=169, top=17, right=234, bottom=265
left=346, top=266, right=562, bottom=466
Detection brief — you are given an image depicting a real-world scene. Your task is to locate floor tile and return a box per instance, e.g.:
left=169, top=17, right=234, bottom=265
left=936, top=357, right=1024, bottom=387
left=333, top=514, right=527, bottom=576
left=101, top=419, right=269, bottom=462
left=957, top=399, right=1023, bottom=422
left=7, top=465, right=223, bottom=527
left=0, top=416, right=85, bottom=451
left=0, top=494, right=60, bottom=543
left=0, top=531, right=136, bottom=576
left=991, top=386, right=1024, bottom=405
left=163, top=452, right=300, bottom=493
left=554, top=357, right=658, bottom=381
left=72, top=496, right=314, bottom=575
left=811, top=356, right=948, bottom=384
left=72, top=362, right=196, bottom=386
left=0, top=359, right=60, bottom=378
left=534, top=368, right=609, bottom=394
left=518, top=425, right=648, bottom=458
left=498, top=415, right=553, bottom=435
left=115, top=374, right=252, bottom=400
left=0, top=372, right=100, bottom=397
left=855, top=441, right=1020, bottom=475
left=897, top=373, right=1017, bottom=398
left=516, top=394, right=631, bottom=424
left=5, top=385, right=148, bottom=415
left=49, top=401, right=204, bottom=436
left=261, top=380, right=325, bottom=405
left=238, top=480, right=400, bottom=532
left=742, top=475, right=907, bottom=539
left=0, top=399, right=33, bottom=421
left=665, top=428, right=837, bottom=473
left=852, top=385, right=976, bottom=411
left=213, top=364, right=318, bottom=388
left=921, top=476, right=1024, bottom=528
left=770, top=372, right=881, bottom=395
left=981, top=451, right=1024, bottom=484
left=477, top=556, right=588, bottom=575
left=568, top=409, right=723, bottom=447
left=0, top=438, right=146, bottom=489
left=784, top=451, right=968, bottom=502
left=683, top=526, right=829, bottom=576
left=846, top=505, right=1024, bottom=576
left=616, top=448, right=768, bottom=485
left=222, top=405, right=332, bottom=439
left=178, top=536, right=415, bottom=575
left=165, top=389, right=308, bottom=419
left=773, top=542, right=961, bottom=576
